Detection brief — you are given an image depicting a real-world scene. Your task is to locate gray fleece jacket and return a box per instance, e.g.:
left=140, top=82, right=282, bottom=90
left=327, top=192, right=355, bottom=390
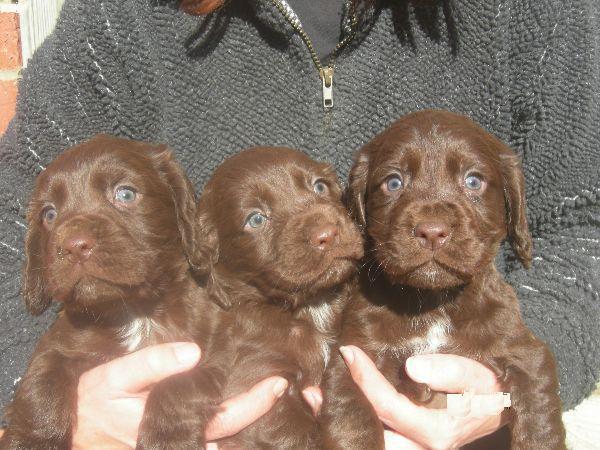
left=0, top=0, right=598, bottom=413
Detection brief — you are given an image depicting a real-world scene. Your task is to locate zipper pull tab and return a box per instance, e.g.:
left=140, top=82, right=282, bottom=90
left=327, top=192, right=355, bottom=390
left=320, top=67, right=334, bottom=109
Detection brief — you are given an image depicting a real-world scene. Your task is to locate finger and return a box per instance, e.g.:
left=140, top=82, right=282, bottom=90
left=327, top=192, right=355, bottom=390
left=205, top=377, right=288, bottom=441
left=95, top=343, right=201, bottom=393
left=383, top=430, right=427, bottom=450
left=405, top=354, right=500, bottom=393
left=450, top=412, right=507, bottom=448
left=341, top=347, right=506, bottom=449
left=340, top=346, right=431, bottom=431
left=302, top=386, right=323, bottom=416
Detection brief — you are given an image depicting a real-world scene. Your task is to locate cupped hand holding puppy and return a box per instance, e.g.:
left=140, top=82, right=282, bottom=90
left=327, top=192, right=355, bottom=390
left=341, top=346, right=506, bottom=450
left=301, top=347, right=505, bottom=450
left=72, top=342, right=289, bottom=449
left=69, top=342, right=504, bottom=449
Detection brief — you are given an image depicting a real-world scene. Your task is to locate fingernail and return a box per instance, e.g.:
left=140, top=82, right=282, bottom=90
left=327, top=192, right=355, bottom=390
left=339, top=346, right=355, bottom=366
left=313, top=389, right=323, bottom=405
left=302, top=390, right=317, bottom=409
left=406, top=356, right=432, bottom=382
left=173, top=343, right=201, bottom=366
left=273, top=378, right=288, bottom=398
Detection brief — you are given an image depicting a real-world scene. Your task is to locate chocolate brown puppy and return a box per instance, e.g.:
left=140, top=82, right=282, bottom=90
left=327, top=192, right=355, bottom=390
left=0, top=135, right=224, bottom=450
left=320, top=110, right=566, bottom=450
left=194, top=147, right=364, bottom=449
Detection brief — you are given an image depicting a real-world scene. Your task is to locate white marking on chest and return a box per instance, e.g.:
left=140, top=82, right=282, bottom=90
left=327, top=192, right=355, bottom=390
left=118, top=318, right=163, bottom=352
left=306, top=303, right=335, bottom=367
left=307, top=303, right=334, bottom=333
left=406, top=316, right=453, bottom=355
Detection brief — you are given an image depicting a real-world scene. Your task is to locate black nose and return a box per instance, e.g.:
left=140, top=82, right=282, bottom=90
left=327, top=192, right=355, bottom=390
left=310, top=224, right=339, bottom=249
left=61, top=235, right=96, bottom=262
left=414, top=222, right=450, bottom=251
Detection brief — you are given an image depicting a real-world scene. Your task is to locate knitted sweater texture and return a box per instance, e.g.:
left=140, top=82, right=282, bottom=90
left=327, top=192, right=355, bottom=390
left=0, top=0, right=598, bottom=412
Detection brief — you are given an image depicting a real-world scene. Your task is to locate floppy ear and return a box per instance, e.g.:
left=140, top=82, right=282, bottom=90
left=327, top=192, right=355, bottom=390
left=345, top=149, right=370, bottom=229
left=22, top=215, right=52, bottom=315
left=151, top=146, right=204, bottom=271
left=194, top=191, right=232, bottom=309
left=194, top=193, right=218, bottom=277
left=500, top=151, right=533, bottom=269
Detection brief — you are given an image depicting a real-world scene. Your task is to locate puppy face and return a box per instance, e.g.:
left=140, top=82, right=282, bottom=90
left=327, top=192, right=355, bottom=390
left=348, top=110, right=532, bottom=290
left=23, top=135, right=198, bottom=316
left=196, top=147, right=363, bottom=308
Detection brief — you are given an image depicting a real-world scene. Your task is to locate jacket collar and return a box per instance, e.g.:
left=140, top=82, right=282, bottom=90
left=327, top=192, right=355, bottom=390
left=244, top=0, right=381, bottom=48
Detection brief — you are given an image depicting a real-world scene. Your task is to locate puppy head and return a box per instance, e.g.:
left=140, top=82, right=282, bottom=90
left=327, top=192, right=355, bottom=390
left=23, top=134, right=198, bottom=316
left=348, top=110, right=532, bottom=290
left=195, top=147, right=364, bottom=309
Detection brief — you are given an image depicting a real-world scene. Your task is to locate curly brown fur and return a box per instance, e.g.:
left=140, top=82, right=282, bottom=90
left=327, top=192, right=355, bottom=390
left=320, top=110, right=566, bottom=450
left=194, top=147, right=364, bottom=449
left=1, top=135, right=225, bottom=450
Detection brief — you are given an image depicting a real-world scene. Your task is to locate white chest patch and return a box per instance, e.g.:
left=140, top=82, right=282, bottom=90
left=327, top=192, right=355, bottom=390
left=119, top=318, right=163, bottom=352
left=320, top=339, right=332, bottom=368
left=306, top=303, right=334, bottom=333
left=407, top=316, right=453, bottom=355
left=306, top=303, right=335, bottom=367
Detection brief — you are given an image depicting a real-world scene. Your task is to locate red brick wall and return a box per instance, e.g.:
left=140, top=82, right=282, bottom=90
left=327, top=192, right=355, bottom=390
left=0, top=79, right=18, bottom=134
left=0, top=12, right=21, bottom=135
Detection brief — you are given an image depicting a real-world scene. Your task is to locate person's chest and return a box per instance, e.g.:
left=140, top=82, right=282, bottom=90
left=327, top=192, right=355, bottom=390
left=114, top=1, right=511, bottom=185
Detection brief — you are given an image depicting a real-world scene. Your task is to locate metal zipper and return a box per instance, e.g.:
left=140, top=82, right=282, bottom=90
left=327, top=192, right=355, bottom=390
left=270, top=0, right=358, bottom=109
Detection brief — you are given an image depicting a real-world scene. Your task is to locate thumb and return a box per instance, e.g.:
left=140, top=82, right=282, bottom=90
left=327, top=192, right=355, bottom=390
left=101, top=342, right=201, bottom=393
left=405, top=354, right=500, bottom=394
left=301, top=386, right=323, bottom=416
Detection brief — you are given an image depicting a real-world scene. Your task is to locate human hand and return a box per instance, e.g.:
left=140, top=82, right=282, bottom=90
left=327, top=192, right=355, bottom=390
left=72, top=342, right=288, bottom=449
left=302, top=385, right=324, bottom=416
left=204, top=376, right=288, bottom=449
left=339, top=346, right=507, bottom=450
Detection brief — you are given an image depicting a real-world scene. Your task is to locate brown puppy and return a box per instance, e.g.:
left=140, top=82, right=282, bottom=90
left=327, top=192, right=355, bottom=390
left=320, top=110, right=566, bottom=450
left=194, top=147, right=364, bottom=449
left=0, top=135, right=224, bottom=450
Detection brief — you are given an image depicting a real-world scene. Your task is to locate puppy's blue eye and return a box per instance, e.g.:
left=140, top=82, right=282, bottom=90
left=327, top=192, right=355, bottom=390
left=42, top=206, right=57, bottom=224
left=313, top=180, right=328, bottom=194
left=115, top=187, right=137, bottom=203
left=465, top=174, right=483, bottom=190
left=245, top=212, right=267, bottom=229
left=385, top=175, right=403, bottom=192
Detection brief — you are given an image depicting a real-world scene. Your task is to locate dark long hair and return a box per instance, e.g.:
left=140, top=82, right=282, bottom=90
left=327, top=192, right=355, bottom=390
left=180, top=0, right=226, bottom=15
left=179, top=0, right=378, bottom=16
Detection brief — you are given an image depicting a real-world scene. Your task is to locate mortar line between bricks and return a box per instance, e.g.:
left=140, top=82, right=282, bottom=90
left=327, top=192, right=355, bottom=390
left=0, top=5, right=22, bottom=14
left=0, top=71, right=20, bottom=81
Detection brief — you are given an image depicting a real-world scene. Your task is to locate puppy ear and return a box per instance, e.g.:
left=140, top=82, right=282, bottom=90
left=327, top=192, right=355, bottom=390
left=500, top=151, right=533, bottom=269
left=22, top=217, right=51, bottom=315
left=151, top=146, right=203, bottom=270
left=345, top=150, right=370, bottom=229
left=194, top=193, right=219, bottom=277
left=194, top=192, right=232, bottom=310
left=205, top=269, right=233, bottom=310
